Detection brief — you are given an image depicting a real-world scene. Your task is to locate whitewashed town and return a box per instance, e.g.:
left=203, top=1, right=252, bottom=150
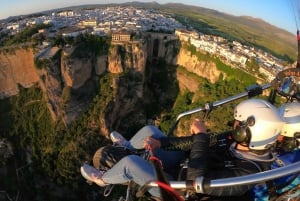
left=0, top=6, right=290, bottom=81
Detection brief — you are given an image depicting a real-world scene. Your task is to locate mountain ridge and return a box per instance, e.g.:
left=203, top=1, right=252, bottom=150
left=157, top=2, right=296, bottom=61
left=1, top=2, right=297, bottom=61
left=67, top=1, right=296, bottom=61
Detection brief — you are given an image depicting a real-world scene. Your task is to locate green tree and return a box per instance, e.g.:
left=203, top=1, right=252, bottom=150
left=246, top=57, right=260, bottom=73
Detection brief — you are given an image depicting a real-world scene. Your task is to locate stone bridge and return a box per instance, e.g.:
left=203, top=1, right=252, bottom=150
left=143, top=32, right=178, bottom=61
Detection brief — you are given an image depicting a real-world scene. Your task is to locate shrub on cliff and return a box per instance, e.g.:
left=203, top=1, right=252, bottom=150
left=1, top=24, right=51, bottom=47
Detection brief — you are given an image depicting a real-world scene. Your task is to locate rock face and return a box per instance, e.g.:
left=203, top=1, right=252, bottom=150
left=102, top=41, right=148, bottom=135
left=61, top=54, right=93, bottom=89
left=108, top=45, right=123, bottom=74
left=38, top=61, right=63, bottom=122
left=0, top=49, right=39, bottom=99
left=176, top=47, right=222, bottom=83
left=108, top=42, right=146, bottom=75
left=176, top=70, right=200, bottom=92
left=0, top=36, right=226, bottom=131
left=95, top=55, right=107, bottom=75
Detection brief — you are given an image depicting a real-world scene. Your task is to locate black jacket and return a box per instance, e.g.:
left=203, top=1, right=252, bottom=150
left=158, top=131, right=273, bottom=197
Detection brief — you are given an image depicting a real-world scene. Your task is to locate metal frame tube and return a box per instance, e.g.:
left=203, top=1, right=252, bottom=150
left=209, top=161, right=300, bottom=188
left=143, top=161, right=300, bottom=190
left=175, top=83, right=271, bottom=121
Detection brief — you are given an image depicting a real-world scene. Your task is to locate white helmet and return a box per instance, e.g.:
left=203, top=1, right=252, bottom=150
left=278, top=102, right=300, bottom=143
left=233, top=99, right=284, bottom=150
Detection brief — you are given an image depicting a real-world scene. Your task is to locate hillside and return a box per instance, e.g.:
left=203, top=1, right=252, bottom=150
left=15, top=1, right=296, bottom=62
left=121, top=2, right=297, bottom=62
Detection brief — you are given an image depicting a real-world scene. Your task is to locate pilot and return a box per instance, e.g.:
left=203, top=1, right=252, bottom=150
left=81, top=98, right=284, bottom=200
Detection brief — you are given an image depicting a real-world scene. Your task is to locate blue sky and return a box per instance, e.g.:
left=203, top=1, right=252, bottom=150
left=1, top=0, right=299, bottom=34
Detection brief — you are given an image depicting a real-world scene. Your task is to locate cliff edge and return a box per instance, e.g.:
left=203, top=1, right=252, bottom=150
left=0, top=49, right=39, bottom=99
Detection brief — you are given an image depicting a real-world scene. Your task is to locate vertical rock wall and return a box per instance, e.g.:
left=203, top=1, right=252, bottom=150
left=0, top=49, right=39, bottom=99
left=61, top=56, right=93, bottom=89
left=108, top=41, right=147, bottom=74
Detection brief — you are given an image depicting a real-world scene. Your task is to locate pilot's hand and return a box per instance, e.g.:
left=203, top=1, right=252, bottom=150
left=144, top=136, right=161, bottom=150
left=190, top=118, right=207, bottom=134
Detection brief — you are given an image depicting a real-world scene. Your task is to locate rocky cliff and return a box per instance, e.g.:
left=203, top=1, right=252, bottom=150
left=175, top=46, right=222, bottom=83
left=0, top=37, right=224, bottom=131
left=61, top=56, right=93, bottom=89
left=0, top=49, right=39, bottom=99
left=103, top=41, right=148, bottom=135
left=108, top=42, right=146, bottom=76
